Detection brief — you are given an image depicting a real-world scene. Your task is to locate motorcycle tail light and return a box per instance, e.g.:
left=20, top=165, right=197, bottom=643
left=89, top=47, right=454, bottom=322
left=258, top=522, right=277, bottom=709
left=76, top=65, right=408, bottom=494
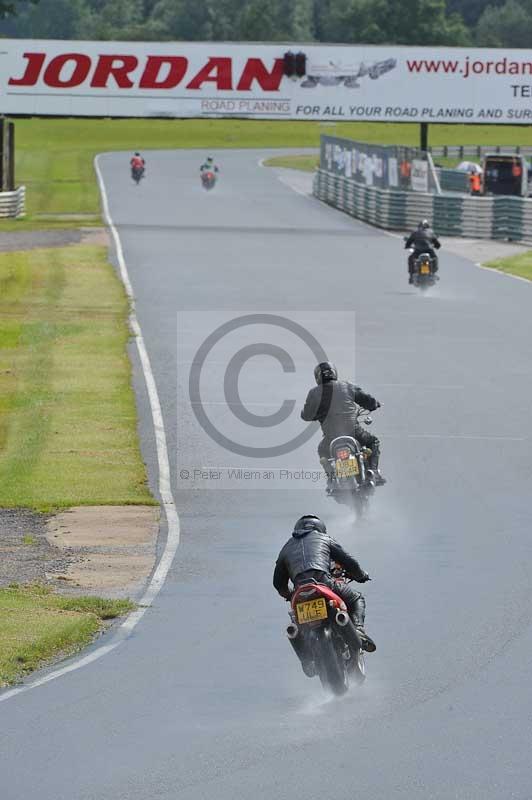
left=336, top=448, right=350, bottom=460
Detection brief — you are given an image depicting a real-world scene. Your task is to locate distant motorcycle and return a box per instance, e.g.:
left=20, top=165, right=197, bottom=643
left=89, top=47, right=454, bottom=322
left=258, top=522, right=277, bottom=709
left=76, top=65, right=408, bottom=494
left=411, top=251, right=438, bottom=290
left=286, top=565, right=366, bottom=695
left=405, top=238, right=438, bottom=290
left=201, top=170, right=217, bottom=190
left=131, top=165, right=145, bottom=185
left=326, top=409, right=377, bottom=516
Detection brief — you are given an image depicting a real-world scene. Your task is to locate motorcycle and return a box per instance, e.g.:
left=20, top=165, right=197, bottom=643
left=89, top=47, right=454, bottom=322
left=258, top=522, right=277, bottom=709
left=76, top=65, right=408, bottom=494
left=201, top=170, right=217, bottom=190
left=131, top=165, right=145, bottom=185
left=286, top=566, right=366, bottom=695
left=405, top=241, right=438, bottom=290
left=326, top=408, right=377, bottom=515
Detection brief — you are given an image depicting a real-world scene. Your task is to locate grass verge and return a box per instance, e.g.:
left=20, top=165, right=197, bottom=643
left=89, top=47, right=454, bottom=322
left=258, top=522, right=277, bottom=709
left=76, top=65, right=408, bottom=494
left=0, top=244, right=154, bottom=510
left=484, top=250, right=532, bottom=281
left=264, top=154, right=318, bottom=172
left=9, top=118, right=532, bottom=220
left=0, top=583, right=134, bottom=686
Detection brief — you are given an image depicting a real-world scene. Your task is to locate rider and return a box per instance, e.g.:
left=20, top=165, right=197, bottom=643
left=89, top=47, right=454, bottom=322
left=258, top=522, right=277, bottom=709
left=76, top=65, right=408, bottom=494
left=404, top=219, right=441, bottom=284
left=130, top=152, right=145, bottom=173
left=273, top=515, right=376, bottom=654
left=301, top=362, right=386, bottom=486
left=200, top=156, right=219, bottom=174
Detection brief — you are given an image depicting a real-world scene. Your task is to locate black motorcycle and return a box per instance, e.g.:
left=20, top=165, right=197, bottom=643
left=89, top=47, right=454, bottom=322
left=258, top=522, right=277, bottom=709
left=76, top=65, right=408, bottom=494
left=412, top=251, right=438, bottom=289
left=286, top=567, right=366, bottom=696
left=405, top=241, right=438, bottom=290
left=326, top=409, right=377, bottom=515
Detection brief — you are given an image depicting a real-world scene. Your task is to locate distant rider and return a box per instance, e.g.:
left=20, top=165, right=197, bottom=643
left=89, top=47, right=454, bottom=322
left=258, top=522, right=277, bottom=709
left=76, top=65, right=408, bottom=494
left=200, top=156, right=219, bottom=174
left=273, top=515, right=376, bottom=656
left=301, top=362, right=386, bottom=487
left=130, top=152, right=145, bottom=175
left=405, top=219, right=441, bottom=284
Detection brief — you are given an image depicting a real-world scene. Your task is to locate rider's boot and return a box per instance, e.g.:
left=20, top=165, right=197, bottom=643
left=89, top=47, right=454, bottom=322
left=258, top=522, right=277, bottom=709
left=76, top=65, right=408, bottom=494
left=352, top=597, right=376, bottom=652
left=355, top=623, right=377, bottom=652
left=369, top=453, right=387, bottom=486
left=374, top=470, right=387, bottom=486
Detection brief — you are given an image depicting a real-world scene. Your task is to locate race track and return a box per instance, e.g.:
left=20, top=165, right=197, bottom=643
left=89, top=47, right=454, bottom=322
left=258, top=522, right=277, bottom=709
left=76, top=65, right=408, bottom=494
left=2, top=149, right=532, bottom=800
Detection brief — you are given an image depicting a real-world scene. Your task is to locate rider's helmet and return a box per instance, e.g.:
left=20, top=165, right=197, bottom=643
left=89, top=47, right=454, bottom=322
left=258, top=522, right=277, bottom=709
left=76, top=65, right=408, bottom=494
left=134, top=152, right=140, bottom=157
left=293, top=515, right=327, bottom=535
left=314, top=361, right=338, bottom=384
left=419, top=219, right=430, bottom=230
left=207, top=156, right=214, bottom=163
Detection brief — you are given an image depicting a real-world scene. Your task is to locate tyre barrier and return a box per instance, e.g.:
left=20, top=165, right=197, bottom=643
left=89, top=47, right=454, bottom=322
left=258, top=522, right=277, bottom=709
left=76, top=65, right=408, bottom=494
left=313, top=170, right=530, bottom=241
left=0, top=186, right=26, bottom=219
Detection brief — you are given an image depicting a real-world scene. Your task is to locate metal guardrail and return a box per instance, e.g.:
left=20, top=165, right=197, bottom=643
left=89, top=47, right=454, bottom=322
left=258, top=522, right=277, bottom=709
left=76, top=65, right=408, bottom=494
left=0, top=186, right=25, bottom=218
left=431, top=145, right=532, bottom=160
left=313, top=170, right=531, bottom=241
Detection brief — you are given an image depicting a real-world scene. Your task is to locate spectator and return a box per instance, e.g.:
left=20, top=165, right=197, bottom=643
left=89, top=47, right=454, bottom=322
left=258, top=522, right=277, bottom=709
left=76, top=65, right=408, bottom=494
left=469, top=170, right=482, bottom=195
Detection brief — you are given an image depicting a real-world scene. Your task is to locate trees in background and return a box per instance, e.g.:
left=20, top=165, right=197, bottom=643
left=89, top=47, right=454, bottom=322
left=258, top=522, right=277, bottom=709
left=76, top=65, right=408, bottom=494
left=0, top=0, right=38, bottom=19
left=1, top=0, right=531, bottom=48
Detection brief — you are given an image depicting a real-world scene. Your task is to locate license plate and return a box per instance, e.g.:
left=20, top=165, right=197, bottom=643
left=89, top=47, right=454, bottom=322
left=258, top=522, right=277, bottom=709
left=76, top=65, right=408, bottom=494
left=336, top=457, right=359, bottom=478
left=420, top=264, right=430, bottom=274
left=296, top=597, right=328, bottom=624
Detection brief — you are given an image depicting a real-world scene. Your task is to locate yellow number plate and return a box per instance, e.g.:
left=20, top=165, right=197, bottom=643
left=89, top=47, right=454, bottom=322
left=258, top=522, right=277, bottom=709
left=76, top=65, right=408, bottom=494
left=336, top=458, right=359, bottom=478
left=296, top=598, right=328, bottom=624
left=420, top=263, right=430, bottom=274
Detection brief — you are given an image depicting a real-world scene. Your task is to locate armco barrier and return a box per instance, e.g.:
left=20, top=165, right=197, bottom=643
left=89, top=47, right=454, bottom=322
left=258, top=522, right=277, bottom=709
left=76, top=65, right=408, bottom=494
left=431, top=145, right=532, bottom=159
left=313, top=169, right=531, bottom=241
left=0, top=186, right=25, bottom=218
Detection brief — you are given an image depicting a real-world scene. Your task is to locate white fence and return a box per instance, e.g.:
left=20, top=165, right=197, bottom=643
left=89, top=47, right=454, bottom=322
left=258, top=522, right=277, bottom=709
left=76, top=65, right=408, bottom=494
left=0, top=186, right=26, bottom=218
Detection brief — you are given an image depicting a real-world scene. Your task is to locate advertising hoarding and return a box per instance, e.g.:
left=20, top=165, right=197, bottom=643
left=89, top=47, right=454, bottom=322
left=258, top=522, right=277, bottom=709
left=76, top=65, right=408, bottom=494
left=1, top=40, right=532, bottom=122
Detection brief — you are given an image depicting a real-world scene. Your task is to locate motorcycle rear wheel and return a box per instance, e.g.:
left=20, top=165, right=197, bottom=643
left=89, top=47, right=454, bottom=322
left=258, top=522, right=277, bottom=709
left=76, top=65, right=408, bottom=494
left=350, top=649, right=367, bottom=685
left=315, top=628, right=349, bottom=696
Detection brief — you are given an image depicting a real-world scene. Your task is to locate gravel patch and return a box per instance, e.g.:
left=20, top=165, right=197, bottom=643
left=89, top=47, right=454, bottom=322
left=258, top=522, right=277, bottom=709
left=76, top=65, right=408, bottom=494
left=0, top=509, right=71, bottom=589
left=0, top=227, right=108, bottom=252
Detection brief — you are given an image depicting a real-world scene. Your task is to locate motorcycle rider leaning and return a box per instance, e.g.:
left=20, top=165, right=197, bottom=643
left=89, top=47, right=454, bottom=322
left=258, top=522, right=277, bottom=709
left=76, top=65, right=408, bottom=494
left=301, top=362, right=386, bottom=487
left=273, top=515, right=376, bottom=655
left=405, top=219, right=441, bottom=284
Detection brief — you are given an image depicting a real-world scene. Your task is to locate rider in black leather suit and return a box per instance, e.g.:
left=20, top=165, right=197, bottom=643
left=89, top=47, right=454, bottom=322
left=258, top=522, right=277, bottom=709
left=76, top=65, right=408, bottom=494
left=273, top=515, right=376, bottom=652
left=301, top=362, right=386, bottom=486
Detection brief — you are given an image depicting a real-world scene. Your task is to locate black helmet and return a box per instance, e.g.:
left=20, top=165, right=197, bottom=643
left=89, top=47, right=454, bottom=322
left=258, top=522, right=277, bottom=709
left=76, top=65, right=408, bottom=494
left=419, top=219, right=430, bottom=230
left=293, top=515, right=327, bottom=536
left=314, top=361, right=338, bottom=384
left=134, top=152, right=140, bottom=156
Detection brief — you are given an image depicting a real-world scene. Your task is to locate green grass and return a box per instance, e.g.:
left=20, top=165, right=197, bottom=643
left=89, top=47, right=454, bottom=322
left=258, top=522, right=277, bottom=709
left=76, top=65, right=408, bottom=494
left=8, top=118, right=532, bottom=220
left=484, top=250, right=532, bottom=281
left=264, top=154, right=318, bottom=172
left=0, top=583, right=134, bottom=686
left=0, top=217, right=101, bottom=233
left=0, top=244, right=154, bottom=510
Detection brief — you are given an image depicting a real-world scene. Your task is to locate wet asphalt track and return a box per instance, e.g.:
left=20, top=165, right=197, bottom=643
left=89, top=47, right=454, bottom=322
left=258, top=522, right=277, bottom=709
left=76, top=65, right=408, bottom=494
left=2, top=150, right=532, bottom=800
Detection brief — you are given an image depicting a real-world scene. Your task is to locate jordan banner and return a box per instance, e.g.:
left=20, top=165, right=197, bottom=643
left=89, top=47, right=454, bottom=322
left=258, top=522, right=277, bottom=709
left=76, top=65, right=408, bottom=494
left=1, top=40, right=531, bottom=122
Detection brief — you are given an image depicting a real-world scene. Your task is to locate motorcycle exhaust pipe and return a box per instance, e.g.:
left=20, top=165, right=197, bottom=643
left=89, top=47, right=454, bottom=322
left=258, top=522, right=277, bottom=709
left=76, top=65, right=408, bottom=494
left=286, top=623, right=299, bottom=640
left=286, top=622, right=309, bottom=665
left=335, top=612, right=363, bottom=651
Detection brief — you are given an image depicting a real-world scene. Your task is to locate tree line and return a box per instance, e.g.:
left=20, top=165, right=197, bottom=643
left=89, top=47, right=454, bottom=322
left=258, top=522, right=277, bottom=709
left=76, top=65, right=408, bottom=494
left=0, top=0, right=528, bottom=49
